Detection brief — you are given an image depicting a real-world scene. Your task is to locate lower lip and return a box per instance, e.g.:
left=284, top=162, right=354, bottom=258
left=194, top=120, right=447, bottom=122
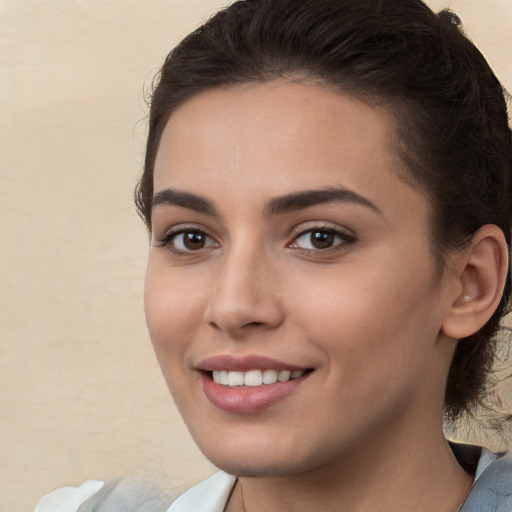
left=201, top=372, right=309, bottom=413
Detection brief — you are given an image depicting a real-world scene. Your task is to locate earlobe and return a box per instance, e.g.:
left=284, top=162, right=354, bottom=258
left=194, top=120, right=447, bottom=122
left=441, top=225, right=508, bottom=340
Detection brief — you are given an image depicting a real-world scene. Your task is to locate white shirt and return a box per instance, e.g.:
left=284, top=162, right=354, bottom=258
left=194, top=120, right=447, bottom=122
left=33, top=448, right=501, bottom=512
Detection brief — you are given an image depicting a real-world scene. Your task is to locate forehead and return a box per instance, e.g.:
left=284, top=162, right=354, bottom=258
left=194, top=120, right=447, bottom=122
left=153, top=81, right=427, bottom=223
left=156, top=82, right=397, bottom=185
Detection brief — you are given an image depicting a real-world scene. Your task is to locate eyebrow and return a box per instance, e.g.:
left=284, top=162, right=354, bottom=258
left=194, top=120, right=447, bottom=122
left=151, top=186, right=381, bottom=217
left=152, top=188, right=217, bottom=216
left=265, top=186, right=382, bottom=216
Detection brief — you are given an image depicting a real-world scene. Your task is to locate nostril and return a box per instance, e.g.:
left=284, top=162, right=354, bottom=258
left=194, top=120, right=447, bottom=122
left=205, top=297, right=284, bottom=335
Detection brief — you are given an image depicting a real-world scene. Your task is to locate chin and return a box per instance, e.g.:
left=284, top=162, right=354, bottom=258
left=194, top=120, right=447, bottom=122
left=206, top=454, right=310, bottom=478
left=192, top=432, right=335, bottom=478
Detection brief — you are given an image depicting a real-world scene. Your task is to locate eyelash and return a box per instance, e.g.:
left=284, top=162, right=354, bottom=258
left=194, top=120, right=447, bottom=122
left=155, top=228, right=219, bottom=256
left=289, top=226, right=356, bottom=253
left=155, top=225, right=356, bottom=256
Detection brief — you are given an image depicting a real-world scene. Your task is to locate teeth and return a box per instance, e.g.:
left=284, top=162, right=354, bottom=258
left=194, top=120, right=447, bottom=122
left=277, top=370, right=291, bottom=382
left=227, top=371, right=244, bottom=387
left=244, top=370, right=263, bottom=387
left=211, top=369, right=305, bottom=387
left=262, top=369, right=278, bottom=384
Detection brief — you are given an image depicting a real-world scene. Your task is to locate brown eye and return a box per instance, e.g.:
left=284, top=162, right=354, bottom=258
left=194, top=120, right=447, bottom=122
left=291, top=228, right=354, bottom=251
left=182, top=230, right=207, bottom=250
left=310, top=231, right=335, bottom=249
left=165, top=229, right=218, bottom=252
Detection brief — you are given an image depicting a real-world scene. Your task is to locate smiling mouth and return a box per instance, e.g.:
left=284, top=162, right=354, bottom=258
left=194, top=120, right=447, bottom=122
left=201, top=365, right=314, bottom=412
left=209, top=369, right=313, bottom=387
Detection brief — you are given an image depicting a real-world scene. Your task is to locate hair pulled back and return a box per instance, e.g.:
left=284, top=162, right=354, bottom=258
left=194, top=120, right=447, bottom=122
left=136, top=0, right=512, bottom=424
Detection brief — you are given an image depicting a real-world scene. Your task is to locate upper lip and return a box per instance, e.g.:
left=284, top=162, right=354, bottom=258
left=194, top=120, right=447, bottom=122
left=196, top=355, right=309, bottom=372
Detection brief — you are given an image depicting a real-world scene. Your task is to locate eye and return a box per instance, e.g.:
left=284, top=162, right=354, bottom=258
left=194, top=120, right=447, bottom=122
left=290, top=228, right=353, bottom=251
left=159, top=229, right=219, bottom=253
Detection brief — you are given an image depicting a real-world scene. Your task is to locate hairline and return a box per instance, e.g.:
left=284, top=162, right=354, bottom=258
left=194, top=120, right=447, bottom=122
left=145, top=74, right=452, bottom=272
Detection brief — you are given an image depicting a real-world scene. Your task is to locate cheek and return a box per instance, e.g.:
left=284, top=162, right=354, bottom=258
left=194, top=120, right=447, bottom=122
left=288, top=252, right=442, bottom=374
left=144, top=260, right=204, bottom=365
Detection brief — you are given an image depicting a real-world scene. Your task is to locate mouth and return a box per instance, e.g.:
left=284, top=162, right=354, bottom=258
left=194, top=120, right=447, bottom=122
left=197, top=356, right=314, bottom=413
left=209, top=368, right=311, bottom=387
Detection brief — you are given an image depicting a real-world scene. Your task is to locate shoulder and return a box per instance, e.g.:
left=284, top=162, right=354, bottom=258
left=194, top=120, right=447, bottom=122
left=34, top=480, right=105, bottom=512
left=33, top=472, right=233, bottom=512
left=33, top=475, right=176, bottom=512
left=460, top=449, right=512, bottom=512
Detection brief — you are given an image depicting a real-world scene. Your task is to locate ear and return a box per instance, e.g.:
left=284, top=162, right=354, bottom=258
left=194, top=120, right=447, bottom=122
left=441, top=225, right=509, bottom=340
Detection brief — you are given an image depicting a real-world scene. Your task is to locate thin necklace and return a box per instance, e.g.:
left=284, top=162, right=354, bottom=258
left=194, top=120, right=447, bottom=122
left=237, top=476, right=472, bottom=512
left=240, top=481, right=246, bottom=512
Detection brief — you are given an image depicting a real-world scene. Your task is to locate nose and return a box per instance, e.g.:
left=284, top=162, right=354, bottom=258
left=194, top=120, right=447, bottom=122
left=204, top=244, right=284, bottom=338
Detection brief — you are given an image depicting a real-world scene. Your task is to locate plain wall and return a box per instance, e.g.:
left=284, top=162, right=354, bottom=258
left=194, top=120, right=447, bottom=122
left=1, top=1, right=511, bottom=511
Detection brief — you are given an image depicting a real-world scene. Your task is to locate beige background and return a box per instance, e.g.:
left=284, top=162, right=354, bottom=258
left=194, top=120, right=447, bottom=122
left=1, top=1, right=511, bottom=511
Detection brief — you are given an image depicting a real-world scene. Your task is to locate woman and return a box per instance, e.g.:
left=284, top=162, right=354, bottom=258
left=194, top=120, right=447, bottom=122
left=35, top=0, right=511, bottom=510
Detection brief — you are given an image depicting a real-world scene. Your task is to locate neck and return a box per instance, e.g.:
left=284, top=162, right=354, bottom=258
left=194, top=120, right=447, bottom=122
left=227, top=425, right=473, bottom=512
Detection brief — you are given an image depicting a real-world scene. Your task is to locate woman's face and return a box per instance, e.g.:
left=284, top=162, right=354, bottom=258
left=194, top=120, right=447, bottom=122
left=145, top=81, right=457, bottom=477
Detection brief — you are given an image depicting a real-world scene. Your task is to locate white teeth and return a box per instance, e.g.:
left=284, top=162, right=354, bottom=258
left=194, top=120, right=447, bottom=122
left=212, top=369, right=305, bottom=387
left=213, top=370, right=230, bottom=385
left=277, top=370, right=291, bottom=382
left=244, top=370, right=263, bottom=386
left=262, top=369, right=278, bottom=384
left=227, top=371, right=244, bottom=387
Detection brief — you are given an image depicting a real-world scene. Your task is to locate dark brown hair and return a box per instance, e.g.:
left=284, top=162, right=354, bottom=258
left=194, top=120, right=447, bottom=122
left=135, top=0, right=512, bottom=424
